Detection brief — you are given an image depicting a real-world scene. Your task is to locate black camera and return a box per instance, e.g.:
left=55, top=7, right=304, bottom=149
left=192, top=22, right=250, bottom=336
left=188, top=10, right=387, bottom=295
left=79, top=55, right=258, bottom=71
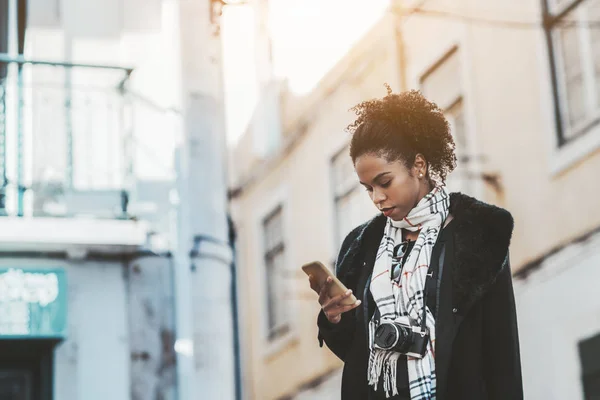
left=373, top=317, right=429, bottom=358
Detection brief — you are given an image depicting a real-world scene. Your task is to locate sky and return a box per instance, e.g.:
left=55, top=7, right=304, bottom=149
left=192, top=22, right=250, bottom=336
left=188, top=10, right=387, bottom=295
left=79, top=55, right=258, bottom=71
left=221, top=0, right=390, bottom=145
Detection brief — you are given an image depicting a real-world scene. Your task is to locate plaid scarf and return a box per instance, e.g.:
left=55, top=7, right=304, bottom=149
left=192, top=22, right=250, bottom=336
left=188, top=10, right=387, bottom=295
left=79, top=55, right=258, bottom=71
left=368, top=186, right=450, bottom=399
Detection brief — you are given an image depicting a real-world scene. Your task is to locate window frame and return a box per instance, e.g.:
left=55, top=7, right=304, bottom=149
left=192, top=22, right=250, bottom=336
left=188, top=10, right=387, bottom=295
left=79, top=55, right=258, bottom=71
left=543, top=0, right=599, bottom=146
left=253, top=185, right=298, bottom=359
left=330, top=146, right=361, bottom=252
left=261, top=204, right=289, bottom=342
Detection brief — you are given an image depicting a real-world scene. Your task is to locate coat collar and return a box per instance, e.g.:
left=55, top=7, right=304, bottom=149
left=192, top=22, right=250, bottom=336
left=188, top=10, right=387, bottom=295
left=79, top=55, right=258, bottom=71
left=336, top=192, right=514, bottom=311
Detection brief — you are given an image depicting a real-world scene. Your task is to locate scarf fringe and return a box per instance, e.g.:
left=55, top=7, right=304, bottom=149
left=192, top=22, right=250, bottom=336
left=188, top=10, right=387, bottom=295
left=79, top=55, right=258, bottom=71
left=368, top=349, right=400, bottom=398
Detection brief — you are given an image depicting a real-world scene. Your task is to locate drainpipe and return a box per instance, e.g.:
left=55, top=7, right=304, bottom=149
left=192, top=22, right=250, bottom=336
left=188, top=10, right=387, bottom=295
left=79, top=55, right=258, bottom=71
left=227, top=215, right=242, bottom=400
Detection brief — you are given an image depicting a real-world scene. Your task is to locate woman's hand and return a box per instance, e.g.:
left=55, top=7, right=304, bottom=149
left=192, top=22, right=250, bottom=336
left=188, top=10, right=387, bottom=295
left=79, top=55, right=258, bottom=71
left=308, top=275, right=362, bottom=324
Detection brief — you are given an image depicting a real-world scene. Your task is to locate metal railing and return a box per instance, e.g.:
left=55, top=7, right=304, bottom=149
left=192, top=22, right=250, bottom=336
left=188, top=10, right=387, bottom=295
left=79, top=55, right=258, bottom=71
left=0, top=54, right=139, bottom=218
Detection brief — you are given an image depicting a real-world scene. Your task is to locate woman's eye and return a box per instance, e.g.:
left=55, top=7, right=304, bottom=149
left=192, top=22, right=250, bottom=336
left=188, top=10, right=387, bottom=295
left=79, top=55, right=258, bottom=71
left=381, top=181, right=391, bottom=188
left=364, top=187, right=373, bottom=192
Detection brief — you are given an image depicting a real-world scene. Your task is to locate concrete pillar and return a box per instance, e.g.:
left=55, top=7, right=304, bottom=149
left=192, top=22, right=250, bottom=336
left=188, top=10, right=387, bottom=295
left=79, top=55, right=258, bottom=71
left=173, top=1, right=236, bottom=399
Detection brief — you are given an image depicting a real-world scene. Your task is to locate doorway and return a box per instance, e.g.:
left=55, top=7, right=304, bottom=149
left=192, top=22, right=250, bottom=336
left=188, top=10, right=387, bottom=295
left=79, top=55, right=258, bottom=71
left=0, top=340, right=56, bottom=400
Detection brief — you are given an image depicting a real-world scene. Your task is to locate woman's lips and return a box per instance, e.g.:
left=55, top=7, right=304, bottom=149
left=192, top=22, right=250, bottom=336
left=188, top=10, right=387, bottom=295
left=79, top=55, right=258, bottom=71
left=381, top=207, right=395, bottom=217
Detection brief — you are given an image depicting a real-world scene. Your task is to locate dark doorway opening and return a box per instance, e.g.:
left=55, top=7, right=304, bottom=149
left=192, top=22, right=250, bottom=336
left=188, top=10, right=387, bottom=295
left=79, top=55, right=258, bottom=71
left=0, top=340, right=58, bottom=400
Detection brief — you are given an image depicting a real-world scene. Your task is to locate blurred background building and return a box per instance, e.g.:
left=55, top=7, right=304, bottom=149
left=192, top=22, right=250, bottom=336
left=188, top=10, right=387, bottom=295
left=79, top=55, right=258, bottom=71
left=229, top=0, right=600, bottom=399
left=0, top=0, right=237, bottom=399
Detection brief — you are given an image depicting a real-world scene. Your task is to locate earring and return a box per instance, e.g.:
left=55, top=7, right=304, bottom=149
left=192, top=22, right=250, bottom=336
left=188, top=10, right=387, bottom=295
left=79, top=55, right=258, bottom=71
left=419, top=173, right=423, bottom=178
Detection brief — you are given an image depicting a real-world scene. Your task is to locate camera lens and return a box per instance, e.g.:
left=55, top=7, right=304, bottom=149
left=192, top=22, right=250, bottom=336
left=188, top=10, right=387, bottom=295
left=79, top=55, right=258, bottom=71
left=374, top=322, right=411, bottom=350
left=375, top=324, right=397, bottom=349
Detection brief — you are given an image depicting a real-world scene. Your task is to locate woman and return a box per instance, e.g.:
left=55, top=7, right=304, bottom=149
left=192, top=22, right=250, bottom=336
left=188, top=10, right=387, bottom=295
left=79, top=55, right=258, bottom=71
left=308, top=88, right=522, bottom=400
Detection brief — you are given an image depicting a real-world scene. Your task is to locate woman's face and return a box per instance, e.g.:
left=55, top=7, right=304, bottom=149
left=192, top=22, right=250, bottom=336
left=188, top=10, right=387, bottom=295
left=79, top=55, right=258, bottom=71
left=354, top=153, right=430, bottom=221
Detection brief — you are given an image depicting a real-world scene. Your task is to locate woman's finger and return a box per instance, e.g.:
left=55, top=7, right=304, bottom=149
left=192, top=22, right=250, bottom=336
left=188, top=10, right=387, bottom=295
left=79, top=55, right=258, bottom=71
left=308, top=275, right=320, bottom=293
left=326, top=313, right=342, bottom=324
left=328, top=289, right=354, bottom=306
left=337, top=300, right=362, bottom=314
left=325, top=299, right=360, bottom=324
left=324, top=294, right=360, bottom=314
left=318, top=277, right=333, bottom=305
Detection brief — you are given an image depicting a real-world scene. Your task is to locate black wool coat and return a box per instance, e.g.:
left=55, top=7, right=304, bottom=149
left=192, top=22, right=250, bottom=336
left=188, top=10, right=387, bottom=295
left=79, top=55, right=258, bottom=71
left=317, top=193, right=523, bottom=400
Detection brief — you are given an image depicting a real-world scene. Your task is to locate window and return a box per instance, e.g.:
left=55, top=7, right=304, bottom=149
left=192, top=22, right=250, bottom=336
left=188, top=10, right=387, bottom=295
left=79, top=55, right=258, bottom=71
left=545, top=0, right=600, bottom=144
left=579, top=332, right=600, bottom=399
left=420, top=47, right=474, bottom=195
left=420, top=48, right=462, bottom=112
left=263, top=206, right=288, bottom=341
left=331, top=148, right=372, bottom=252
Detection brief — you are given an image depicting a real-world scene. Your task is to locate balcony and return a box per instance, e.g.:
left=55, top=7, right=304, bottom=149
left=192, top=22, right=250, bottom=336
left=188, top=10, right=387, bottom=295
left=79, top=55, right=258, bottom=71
left=0, top=54, right=137, bottom=219
left=0, top=54, right=178, bottom=255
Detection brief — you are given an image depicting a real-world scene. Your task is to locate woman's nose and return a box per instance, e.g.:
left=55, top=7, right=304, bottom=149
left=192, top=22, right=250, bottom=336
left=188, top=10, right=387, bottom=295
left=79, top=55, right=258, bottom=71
left=372, top=188, right=386, bottom=205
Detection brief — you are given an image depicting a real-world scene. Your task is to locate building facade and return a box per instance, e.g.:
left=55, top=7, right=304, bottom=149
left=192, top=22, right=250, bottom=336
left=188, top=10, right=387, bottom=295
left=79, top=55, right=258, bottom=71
left=0, top=0, right=229, bottom=399
left=0, top=222, right=176, bottom=400
left=229, top=0, right=600, bottom=399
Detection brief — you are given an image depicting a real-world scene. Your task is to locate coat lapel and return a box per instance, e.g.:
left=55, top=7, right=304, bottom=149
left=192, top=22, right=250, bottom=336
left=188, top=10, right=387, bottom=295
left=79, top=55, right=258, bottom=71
left=434, top=221, right=460, bottom=399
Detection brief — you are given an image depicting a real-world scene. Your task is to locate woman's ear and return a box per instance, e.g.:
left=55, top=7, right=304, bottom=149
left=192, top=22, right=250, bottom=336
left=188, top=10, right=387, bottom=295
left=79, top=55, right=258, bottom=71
left=413, top=153, right=428, bottom=177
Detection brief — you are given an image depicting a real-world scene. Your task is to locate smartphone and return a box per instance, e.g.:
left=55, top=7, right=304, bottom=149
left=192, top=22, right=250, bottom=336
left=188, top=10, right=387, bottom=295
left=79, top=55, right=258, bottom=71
left=301, top=261, right=358, bottom=306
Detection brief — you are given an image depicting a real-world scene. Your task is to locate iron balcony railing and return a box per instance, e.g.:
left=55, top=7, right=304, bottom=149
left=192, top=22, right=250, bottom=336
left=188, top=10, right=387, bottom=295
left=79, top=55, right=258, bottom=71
left=0, top=53, right=137, bottom=219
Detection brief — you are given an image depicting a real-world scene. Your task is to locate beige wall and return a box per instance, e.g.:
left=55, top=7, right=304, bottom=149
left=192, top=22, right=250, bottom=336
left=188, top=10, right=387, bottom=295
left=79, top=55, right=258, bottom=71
left=231, top=1, right=600, bottom=398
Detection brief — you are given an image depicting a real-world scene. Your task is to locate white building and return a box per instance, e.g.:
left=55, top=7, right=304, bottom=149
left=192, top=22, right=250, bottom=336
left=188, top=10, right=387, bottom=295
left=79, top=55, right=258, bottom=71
left=0, top=0, right=235, bottom=399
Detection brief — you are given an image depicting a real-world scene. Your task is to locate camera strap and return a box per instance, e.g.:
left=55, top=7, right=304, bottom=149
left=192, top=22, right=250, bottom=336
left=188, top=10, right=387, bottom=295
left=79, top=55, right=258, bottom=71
left=421, top=242, right=446, bottom=333
left=420, top=291, right=428, bottom=334
left=435, top=243, right=446, bottom=321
